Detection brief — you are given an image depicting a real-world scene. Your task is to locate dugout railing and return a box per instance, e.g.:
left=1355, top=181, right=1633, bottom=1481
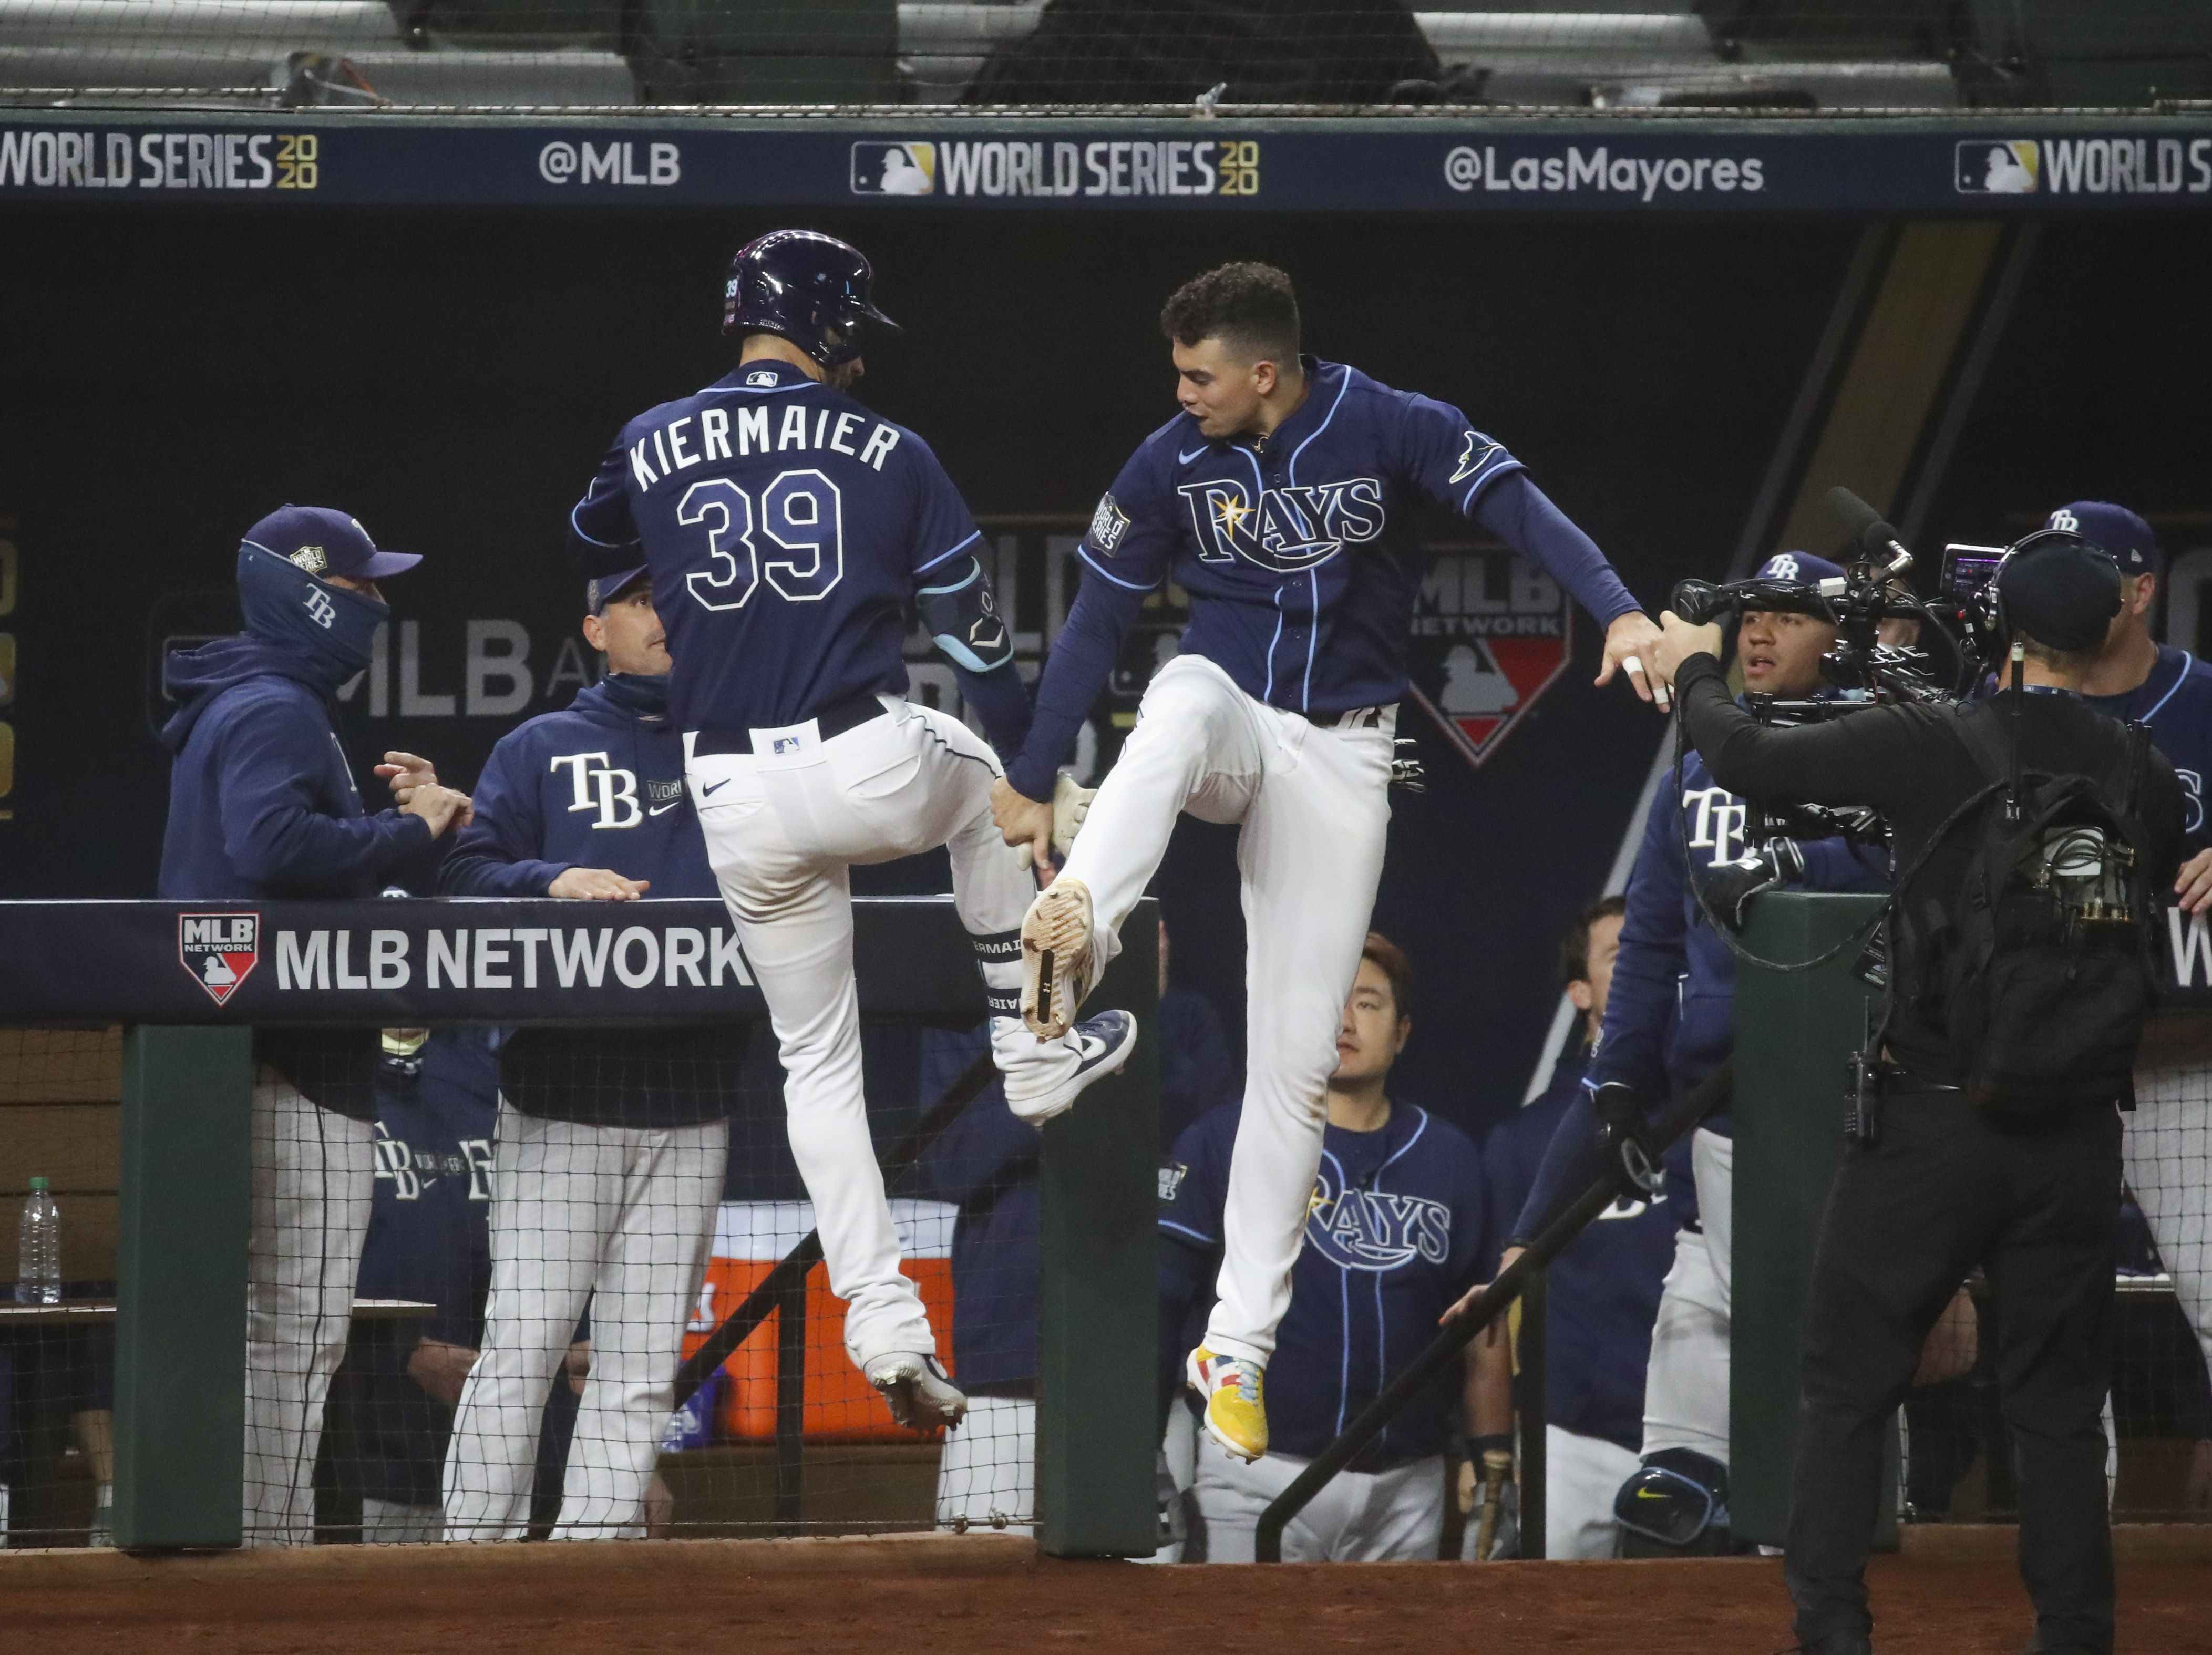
left=0, top=895, right=1158, bottom=1556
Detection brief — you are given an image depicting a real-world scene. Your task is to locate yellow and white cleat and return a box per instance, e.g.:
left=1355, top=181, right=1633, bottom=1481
left=1019, top=876, right=1098, bottom=1040
left=1186, top=1345, right=1268, bottom=1463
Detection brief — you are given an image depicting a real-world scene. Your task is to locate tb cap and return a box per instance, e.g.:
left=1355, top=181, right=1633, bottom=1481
left=588, top=565, right=650, bottom=615
left=241, top=505, right=420, bottom=581
left=2047, top=501, right=2160, bottom=576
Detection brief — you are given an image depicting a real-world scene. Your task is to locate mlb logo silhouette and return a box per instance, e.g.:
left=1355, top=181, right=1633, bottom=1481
left=179, top=912, right=260, bottom=1005
left=1417, top=552, right=1573, bottom=768
left=1956, top=140, right=2038, bottom=194
left=850, top=142, right=936, bottom=196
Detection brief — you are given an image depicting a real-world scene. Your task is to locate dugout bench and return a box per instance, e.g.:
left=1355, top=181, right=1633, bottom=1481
left=0, top=895, right=1159, bottom=1557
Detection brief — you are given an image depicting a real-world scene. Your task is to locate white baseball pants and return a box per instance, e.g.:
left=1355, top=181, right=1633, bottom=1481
left=443, top=1104, right=725, bottom=1540
left=1192, top=1430, right=1445, bottom=1562
left=688, top=696, right=1072, bottom=1370
left=934, top=1395, right=1035, bottom=1535
left=1059, top=655, right=1394, bottom=1365
left=1641, top=1128, right=1732, bottom=1464
left=244, top=1075, right=373, bottom=1546
left=1540, top=1425, right=1641, bottom=1559
left=361, top=1497, right=443, bottom=1545
left=2124, top=1065, right=2212, bottom=1384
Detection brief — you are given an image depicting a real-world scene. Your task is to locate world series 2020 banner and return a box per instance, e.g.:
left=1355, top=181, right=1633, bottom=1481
left=2, top=116, right=2210, bottom=215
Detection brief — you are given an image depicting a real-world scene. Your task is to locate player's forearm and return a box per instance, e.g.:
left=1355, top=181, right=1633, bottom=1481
left=952, top=661, right=1032, bottom=763
left=1510, top=1086, right=1604, bottom=1247
left=1472, top=472, right=1641, bottom=628
left=232, top=803, right=433, bottom=888
left=1006, top=568, right=1147, bottom=803
left=1466, top=1327, right=1514, bottom=1440
left=437, top=842, right=571, bottom=899
left=1678, top=653, right=1909, bottom=807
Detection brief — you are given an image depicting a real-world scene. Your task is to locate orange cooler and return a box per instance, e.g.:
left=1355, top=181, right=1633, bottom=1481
left=681, top=1198, right=958, bottom=1443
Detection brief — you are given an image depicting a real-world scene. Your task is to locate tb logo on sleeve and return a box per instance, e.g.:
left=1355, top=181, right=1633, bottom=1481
left=550, top=751, right=643, bottom=828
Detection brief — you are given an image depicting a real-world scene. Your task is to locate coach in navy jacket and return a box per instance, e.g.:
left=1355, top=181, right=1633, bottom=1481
left=158, top=505, right=470, bottom=1547
left=439, top=568, right=739, bottom=1543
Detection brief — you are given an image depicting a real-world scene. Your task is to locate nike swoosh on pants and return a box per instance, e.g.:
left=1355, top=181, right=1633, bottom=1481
left=701, top=778, right=730, bottom=796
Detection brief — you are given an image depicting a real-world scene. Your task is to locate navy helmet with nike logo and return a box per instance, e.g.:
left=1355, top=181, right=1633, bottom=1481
left=721, top=229, right=899, bottom=368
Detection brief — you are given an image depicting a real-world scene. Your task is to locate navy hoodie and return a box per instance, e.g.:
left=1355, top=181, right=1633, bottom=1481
left=159, top=637, right=434, bottom=900
left=1511, top=735, right=1887, bottom=1245
left=440, top=673, right=742, bottom=1129
left=159, top=571, right=438, bottom=1119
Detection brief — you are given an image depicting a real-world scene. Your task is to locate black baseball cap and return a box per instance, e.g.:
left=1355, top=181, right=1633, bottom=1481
left=1995, top=530, right=2123, bottom=653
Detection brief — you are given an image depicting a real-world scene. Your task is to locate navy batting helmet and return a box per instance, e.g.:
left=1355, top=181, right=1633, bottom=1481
left=721, top=229, right=898, bottom=367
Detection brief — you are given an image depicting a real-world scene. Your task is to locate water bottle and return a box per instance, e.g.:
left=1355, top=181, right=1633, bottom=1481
left=16, top=1177, right=61, bottom=1306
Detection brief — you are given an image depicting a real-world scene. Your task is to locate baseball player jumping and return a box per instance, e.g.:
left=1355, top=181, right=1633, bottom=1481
left=569, top=230, right=1134, bottom=1432
left=991, top=263, right=1659, bottom=1462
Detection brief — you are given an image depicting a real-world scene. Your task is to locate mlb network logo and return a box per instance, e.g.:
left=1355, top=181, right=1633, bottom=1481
left=1955, top=140, right=2038, bottom=194
left=850, top=142, right=935, bottom=196
left=179, top=911, right=260, bottom=1005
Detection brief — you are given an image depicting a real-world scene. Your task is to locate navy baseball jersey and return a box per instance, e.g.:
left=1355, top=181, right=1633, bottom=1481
left=569, top=358, right=992, bottom=737
left=2086, top=644, right=2212, bottom=852
left=1484, top=1051, right=1674, bottom=1454
left=1161, top=1101, right=1488, bottom=1462
left=439, top=670, right=744, bottom=1130
left=1007, top=356, right=1640, bottom=799
left=354, top=1030, right=499, bottom=1509
left=440, top=672, right=718, bottom=901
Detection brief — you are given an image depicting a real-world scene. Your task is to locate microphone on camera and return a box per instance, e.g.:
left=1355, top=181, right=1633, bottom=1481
left=1825, top=487, right=1913, bottom=578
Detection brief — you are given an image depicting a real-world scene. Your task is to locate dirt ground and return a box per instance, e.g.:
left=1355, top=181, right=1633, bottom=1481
left=6, top=1535, right=2206, bottom=1653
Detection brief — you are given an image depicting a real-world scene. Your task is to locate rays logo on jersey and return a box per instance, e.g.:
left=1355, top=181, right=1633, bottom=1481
left=1413, top=551, right=1573, bottom=767
left=1305, top=1161, right=1452, bottom=1272
left=849, top=142, right=937, bottom=196
left=1682, top=784, right=1750, bottom=867
left=1176, top=478, right=1384, bottom=573
left=549, top=752, right=649, bottom=829
left=1450, top=431, right=1505, bottom=485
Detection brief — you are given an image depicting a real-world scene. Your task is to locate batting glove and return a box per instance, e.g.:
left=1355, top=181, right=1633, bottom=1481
left=1051, top=773, right=1095, bottom=856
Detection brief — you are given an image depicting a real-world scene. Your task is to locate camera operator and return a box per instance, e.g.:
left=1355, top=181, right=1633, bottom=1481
left=1650, top=532, right=2186, bottom=1655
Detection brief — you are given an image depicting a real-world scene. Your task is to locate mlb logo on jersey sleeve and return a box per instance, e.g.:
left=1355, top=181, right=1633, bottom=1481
left=850, top=142, right=936, bottom=196
left=179, top=912, right=260, bottom=1005
left=1956, top=140, right=2038, bottom=194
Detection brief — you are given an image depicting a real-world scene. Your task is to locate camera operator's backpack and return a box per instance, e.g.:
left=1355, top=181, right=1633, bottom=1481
left=1932, top=696, right=2159, bottom=1112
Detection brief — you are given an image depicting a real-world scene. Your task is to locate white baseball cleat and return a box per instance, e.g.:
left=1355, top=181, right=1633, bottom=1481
left=865, top=1352, right=968, bottom=1433
left=1005, top=1009, right=1138, bottom=1125
left=1020, top=876, right=1097, bottom=1040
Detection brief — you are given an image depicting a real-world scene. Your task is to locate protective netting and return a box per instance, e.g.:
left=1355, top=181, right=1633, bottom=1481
left=0, top=1019, right=1040, bottom=1546
left=0, top=1029, right=119, bottom=1548
left=1, top=2, right=2207, bottom=113
left=1899, top=1012, right=2212, bottom=1525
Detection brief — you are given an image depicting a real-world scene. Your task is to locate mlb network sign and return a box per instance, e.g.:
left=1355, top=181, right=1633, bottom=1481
left=1956, top=136, right=2212, bottom=196
left=850, top=138, right=1260, bottom=199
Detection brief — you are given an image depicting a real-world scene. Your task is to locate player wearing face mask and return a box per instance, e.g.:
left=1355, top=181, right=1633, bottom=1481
left=159, top=503, right=470, bottom=1545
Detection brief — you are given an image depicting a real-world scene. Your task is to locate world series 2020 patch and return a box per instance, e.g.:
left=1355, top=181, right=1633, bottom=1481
left=1087, top=493, right=1131, bottom=557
